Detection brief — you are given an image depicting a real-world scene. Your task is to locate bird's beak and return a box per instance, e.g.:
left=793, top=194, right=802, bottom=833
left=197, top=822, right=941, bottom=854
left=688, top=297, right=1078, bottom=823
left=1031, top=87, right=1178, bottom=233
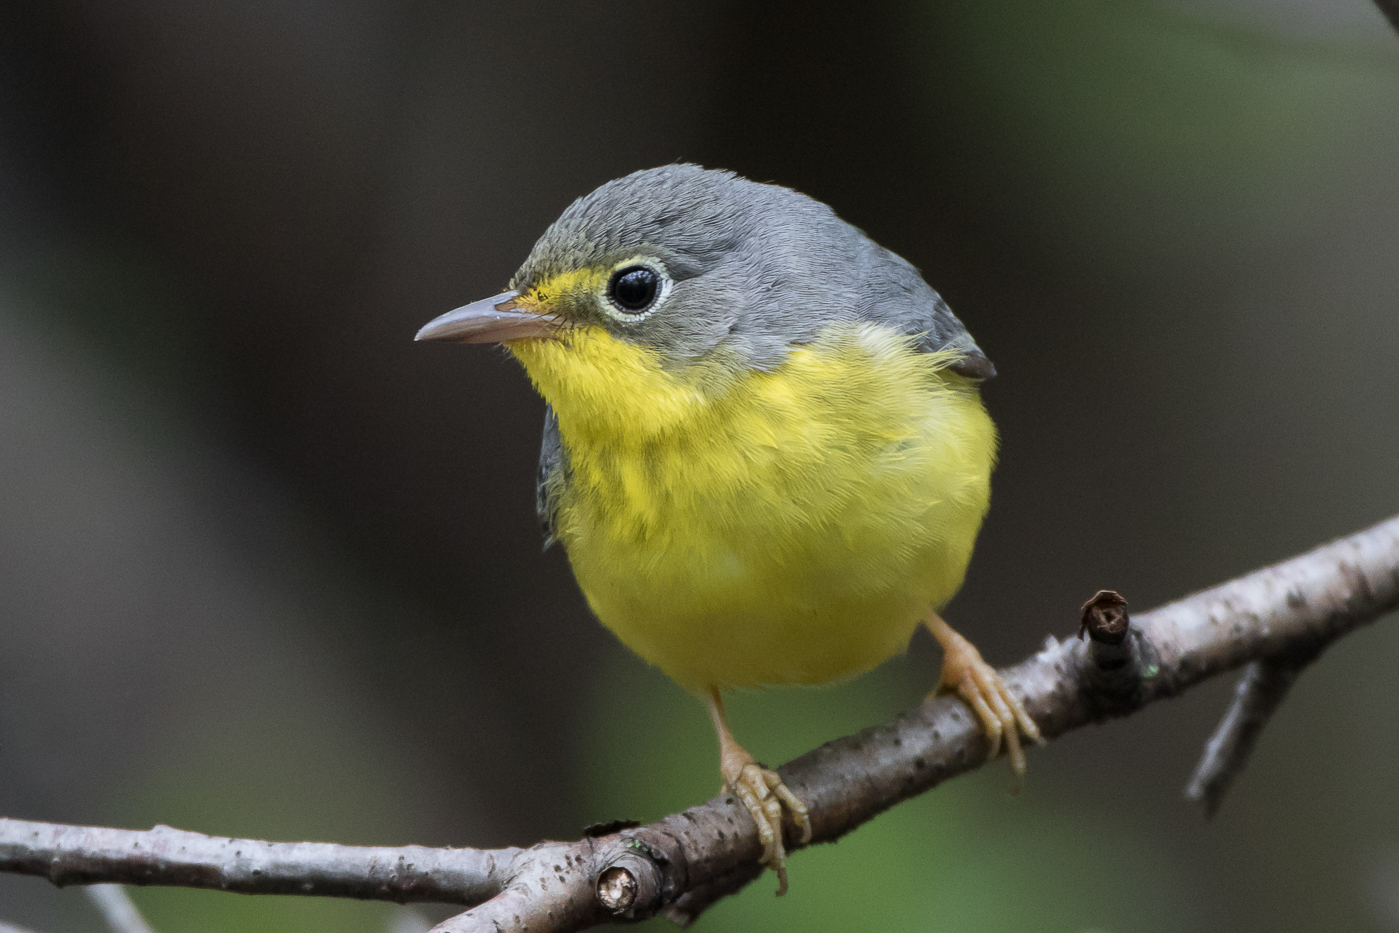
left=414, top=290, right=559, bottom=344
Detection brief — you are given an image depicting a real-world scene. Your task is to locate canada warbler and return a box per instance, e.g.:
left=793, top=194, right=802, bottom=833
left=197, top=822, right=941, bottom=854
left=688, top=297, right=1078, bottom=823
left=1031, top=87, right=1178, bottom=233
left=416, top=164, right=1042, bottom=890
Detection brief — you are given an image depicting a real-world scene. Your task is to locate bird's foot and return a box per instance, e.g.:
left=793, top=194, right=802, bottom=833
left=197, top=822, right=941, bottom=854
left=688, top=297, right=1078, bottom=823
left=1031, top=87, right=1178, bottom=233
left=929, top=616, right=1044, bottom=778
left=720, top=750, right=811, bottom=895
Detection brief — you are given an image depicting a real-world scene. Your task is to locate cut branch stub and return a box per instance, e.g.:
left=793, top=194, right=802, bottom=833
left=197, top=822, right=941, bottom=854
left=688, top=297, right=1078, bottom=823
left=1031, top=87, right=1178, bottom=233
left=593, top=842, right=665, bottom=919
left=1078, top=589, right=1159, bottom=715
left=1080, top=589, right=1129, bottom=643
left=595, top=867, right=637, bottom=913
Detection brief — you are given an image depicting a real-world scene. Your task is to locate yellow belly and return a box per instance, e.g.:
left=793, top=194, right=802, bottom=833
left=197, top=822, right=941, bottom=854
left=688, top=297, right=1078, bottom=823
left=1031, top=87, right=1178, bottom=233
left=510, top=323, right=996, bottom=692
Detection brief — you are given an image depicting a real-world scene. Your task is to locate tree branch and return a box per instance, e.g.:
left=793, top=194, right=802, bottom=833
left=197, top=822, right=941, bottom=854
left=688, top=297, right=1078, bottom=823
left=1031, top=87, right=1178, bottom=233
left=1183, top=655, right=1311, bottom=818
left=2, top=515, right=1397, bottom=933
left=0, top=822, right=516, bottom=905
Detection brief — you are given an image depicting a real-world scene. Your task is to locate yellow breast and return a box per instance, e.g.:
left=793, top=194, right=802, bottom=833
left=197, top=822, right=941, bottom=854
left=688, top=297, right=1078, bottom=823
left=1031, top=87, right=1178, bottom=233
left=509, top=322, right=996, bottom=692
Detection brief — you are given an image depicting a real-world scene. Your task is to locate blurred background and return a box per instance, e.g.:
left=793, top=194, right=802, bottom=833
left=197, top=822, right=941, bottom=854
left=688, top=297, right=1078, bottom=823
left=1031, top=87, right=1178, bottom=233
left=1, top=0, right=1396, bottom=931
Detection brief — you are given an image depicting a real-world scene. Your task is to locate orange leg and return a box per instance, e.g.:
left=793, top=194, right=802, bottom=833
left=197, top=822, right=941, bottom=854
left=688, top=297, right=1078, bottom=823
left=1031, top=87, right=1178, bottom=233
left=926, top=612, right=1044, bottom=777
left=704, top=688, right=812, bottom=895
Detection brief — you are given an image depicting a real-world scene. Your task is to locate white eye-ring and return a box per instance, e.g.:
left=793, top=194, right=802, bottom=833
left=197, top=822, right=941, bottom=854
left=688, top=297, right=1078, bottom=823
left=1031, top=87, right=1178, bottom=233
left=600, top=259, right=672, bottom=322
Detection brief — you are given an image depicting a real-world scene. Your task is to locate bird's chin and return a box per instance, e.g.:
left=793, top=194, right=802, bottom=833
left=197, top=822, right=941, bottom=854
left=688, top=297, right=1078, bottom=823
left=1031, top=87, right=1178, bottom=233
left=415, top=290, right=560, bottom=344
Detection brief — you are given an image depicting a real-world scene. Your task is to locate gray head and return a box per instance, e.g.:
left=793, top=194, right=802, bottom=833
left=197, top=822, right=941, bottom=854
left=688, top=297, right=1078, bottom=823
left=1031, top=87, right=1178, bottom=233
left=418, top=164, right=993, bottom=378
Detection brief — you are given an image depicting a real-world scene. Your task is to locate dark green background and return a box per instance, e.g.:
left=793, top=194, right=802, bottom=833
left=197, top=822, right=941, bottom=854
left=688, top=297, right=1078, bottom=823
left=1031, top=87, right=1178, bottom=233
left=1, top=1, right=1397, bottom=931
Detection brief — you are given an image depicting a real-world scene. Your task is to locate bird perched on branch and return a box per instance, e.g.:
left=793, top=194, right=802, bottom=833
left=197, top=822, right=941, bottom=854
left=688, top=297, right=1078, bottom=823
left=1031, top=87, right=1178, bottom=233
left=416, top=164, right=1041, bottom=892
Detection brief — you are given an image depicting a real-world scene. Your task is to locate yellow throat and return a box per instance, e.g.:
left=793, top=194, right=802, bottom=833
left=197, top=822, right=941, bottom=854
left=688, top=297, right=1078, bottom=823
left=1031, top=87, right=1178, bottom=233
left=509, top=318, right=997, bottom=693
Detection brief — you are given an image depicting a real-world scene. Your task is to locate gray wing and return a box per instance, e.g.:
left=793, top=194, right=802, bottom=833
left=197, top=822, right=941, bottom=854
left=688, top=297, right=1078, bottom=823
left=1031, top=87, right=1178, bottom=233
left=536, top=404, right=568, bottom=549
left=854, top=245, right=996, bottom=380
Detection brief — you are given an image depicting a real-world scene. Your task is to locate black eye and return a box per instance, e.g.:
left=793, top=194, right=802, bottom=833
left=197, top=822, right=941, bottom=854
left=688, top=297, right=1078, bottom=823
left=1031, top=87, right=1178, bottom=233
left=608, top=265, right=660, bottom=313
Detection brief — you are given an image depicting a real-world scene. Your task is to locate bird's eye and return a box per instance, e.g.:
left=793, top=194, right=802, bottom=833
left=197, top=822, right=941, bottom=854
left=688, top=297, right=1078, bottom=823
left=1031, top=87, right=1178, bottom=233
left=608, top=265, right=660, bottom=314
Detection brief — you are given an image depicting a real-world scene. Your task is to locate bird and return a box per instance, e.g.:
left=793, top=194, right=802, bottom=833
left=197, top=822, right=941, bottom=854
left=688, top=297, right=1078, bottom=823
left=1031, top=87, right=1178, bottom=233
left=415, top=164, right=1042, bottom=892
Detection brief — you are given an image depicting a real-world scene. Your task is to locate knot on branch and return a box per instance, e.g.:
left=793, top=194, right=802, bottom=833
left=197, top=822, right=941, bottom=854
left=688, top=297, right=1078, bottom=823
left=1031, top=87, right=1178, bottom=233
left=595, top=866, right=637, bottom=912
left=593, top=838, right=667, bottom=919
left=1078, top=590, right=1160, bottom=716
left=1080, top=590, right=1128, bottom=644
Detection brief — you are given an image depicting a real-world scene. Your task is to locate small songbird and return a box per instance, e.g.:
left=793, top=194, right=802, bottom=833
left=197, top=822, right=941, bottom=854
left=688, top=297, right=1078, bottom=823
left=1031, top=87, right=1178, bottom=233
left=416, top=165, right=1041, bottom=891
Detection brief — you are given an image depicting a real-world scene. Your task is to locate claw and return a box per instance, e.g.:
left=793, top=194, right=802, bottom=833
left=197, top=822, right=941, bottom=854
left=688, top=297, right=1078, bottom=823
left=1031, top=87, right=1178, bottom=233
left=927, top=612, right=1043, bottom=779
left=722, top=759, right=808, bottom=893
left=957, top=677, right=1003, bottom=761
left=766, top=772, right=812, bottom=845
left=706, top=689, right=810, bottom=894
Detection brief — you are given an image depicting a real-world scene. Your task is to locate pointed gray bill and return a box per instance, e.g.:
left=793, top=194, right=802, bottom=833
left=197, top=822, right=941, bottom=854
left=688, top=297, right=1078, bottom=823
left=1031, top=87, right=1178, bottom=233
left=415, top=290, right=559, bottom=344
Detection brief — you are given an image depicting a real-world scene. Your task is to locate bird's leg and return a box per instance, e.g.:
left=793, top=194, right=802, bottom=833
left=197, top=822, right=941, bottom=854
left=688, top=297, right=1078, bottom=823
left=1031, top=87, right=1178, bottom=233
left=703, top=687, right=811, bottom=895
left=925, top=611, right=1044, bottom=777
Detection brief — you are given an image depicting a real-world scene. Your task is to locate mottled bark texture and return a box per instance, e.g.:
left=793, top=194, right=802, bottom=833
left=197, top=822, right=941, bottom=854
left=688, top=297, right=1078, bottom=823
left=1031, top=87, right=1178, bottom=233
left=3, top=515, right=1397, bottom=933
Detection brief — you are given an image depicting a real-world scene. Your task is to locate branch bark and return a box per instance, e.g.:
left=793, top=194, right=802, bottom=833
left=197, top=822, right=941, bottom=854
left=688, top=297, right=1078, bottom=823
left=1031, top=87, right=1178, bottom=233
left=3, top=515, right=1397, bottom=933
left=0, top=822, right=515, bottom=905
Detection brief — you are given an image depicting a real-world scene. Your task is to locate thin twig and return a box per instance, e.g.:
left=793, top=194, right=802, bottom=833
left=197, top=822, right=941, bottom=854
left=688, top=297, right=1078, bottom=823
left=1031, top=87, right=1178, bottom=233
left=1, top=515, right=1397, bottom=933
left=1184, top=655, right=1311, bottom=818
left=0, top=823, right=513, bottom=905
left=85, top=885, right=158, bottom=933
left=0, top=922, right=49, bottom=933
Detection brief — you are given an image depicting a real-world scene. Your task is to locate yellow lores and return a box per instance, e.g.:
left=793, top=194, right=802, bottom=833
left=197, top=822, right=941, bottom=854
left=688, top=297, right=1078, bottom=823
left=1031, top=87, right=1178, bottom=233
left=417, top=164, right=1041, bottom=892
left=511, top=321, right=994, bottom=691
